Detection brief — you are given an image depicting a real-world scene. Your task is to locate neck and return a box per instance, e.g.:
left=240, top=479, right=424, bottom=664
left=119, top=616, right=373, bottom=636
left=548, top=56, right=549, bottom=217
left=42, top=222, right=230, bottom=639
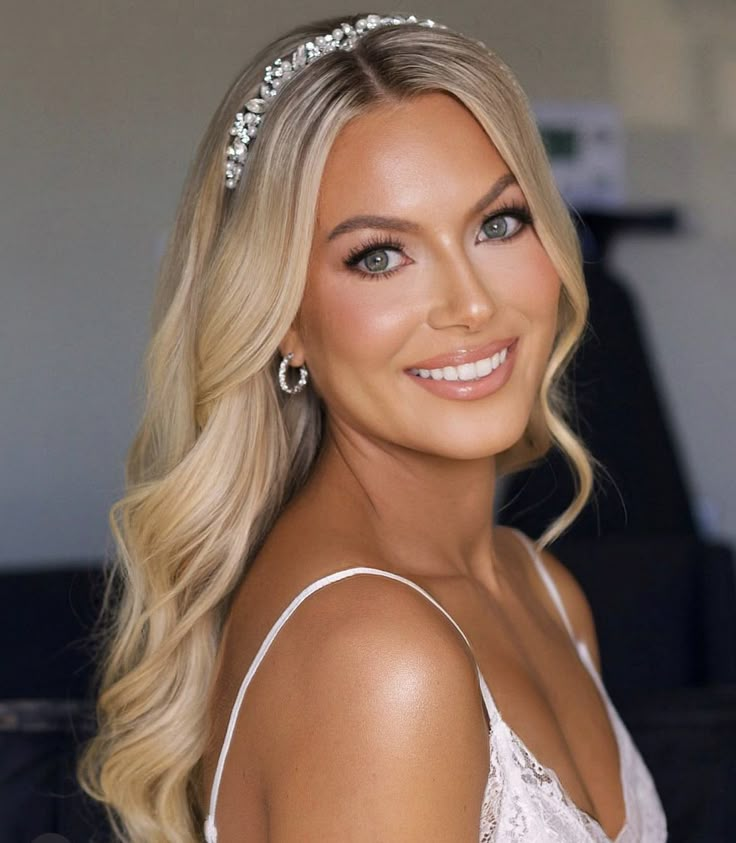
left=301, top=421, right=505, bottom=594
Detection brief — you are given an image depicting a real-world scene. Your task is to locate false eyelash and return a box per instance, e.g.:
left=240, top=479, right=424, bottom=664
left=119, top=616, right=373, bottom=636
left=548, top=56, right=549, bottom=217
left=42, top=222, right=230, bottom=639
left=490, top=201, right=534, bottom=229
left=342, top=201, right=535, bottom=276
left=343, top=235, right=407, bottom=270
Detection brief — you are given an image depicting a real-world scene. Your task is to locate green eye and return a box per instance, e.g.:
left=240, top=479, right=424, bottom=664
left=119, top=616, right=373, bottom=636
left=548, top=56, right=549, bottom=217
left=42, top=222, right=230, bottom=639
left=484, top=216, right=512, bottom=238
left=480, top=204, right=533, bottom=242
left=363, top=251, right=392, bottom=272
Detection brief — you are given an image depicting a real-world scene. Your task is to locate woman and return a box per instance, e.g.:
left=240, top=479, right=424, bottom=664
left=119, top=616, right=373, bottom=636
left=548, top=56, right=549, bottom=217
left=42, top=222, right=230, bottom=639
left=79, top=12, right=668, bottom=843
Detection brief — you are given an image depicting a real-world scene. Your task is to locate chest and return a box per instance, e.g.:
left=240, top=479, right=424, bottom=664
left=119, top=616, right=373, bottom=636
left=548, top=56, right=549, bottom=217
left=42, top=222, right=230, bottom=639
left=421, top=574, right=627, bottom=841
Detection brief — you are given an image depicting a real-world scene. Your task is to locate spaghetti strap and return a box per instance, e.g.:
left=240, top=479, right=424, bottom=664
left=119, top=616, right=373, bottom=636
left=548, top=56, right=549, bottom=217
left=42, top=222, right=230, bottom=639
left=509, top=527, right=577, bottom=644
left=204, top=565, right=491, bottom=843
left=509, top=530, right=612, bottom=705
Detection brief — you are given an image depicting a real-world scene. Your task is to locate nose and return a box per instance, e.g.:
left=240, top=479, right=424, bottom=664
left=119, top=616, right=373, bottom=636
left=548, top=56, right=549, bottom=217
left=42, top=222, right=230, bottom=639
left=426, top=247, right=496, bottom=332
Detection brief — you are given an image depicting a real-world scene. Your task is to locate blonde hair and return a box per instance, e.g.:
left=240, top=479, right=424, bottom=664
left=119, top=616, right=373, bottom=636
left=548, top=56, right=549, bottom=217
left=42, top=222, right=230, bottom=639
left=78, top=13, right=599, bottom=842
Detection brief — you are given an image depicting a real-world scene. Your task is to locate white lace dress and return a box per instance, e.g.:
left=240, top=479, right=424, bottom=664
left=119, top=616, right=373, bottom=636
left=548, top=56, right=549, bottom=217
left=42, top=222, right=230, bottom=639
left=204, top=530, right=668, bottom=842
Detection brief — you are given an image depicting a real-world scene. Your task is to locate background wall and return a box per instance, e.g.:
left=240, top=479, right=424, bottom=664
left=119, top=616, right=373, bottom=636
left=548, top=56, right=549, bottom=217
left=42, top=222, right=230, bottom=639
left=1, top=0, right=733, bottom=568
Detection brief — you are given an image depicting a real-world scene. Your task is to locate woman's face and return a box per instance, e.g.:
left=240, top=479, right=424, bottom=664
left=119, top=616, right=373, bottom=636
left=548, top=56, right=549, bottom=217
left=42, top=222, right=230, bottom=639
left=284, top=91, right=561, bottom=460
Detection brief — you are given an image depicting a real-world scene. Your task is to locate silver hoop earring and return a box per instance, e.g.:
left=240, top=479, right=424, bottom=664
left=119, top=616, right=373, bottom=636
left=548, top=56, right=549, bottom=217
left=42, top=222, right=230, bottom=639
left=278, top=352, right=309, bottom=395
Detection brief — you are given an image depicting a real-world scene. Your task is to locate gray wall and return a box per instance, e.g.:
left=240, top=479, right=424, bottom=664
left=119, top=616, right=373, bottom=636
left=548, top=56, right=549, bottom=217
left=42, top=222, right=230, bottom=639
left=1, top=0, right=734, bottom=568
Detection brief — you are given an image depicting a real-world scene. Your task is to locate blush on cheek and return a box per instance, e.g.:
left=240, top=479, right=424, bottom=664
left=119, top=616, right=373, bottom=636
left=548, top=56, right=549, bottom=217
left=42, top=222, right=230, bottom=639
left=513, top=249, right=561, bottom=316
left=309, top=280, right=420, bottom=368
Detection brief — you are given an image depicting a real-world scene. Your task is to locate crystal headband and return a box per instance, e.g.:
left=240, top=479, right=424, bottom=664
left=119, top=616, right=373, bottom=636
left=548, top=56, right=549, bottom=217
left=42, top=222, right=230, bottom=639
left=224, top=13, right=447, bottom=189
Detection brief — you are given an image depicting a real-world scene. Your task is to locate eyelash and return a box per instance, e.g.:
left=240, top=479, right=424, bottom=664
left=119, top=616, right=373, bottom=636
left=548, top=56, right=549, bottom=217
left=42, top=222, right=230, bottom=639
left=342, top=202, right=534, bottom=280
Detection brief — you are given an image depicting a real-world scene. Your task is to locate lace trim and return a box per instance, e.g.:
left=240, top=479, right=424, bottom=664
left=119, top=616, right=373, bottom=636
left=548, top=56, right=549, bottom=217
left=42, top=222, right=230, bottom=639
left=476, top=688, right=667, bottom=843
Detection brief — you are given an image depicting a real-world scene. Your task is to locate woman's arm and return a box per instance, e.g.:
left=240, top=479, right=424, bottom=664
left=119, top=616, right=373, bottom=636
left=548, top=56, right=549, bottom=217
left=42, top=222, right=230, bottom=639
left=259, top=575, right=492, bottom=842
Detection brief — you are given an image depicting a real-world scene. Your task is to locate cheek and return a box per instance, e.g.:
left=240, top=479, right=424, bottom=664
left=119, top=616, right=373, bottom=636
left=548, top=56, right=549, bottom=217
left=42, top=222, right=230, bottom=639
left=301, top=276, right=419, bottom=366
left=501, top=241, right=561, bottom=325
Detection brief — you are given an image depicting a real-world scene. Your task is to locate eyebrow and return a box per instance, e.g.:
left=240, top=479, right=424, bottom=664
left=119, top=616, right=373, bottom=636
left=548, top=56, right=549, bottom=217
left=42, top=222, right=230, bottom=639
left=325, top=173, right=518, bottom=242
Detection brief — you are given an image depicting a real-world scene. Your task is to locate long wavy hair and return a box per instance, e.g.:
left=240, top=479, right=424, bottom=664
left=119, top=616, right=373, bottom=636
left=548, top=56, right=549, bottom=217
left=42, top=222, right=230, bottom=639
left=78, top=12, right=598, bottom=842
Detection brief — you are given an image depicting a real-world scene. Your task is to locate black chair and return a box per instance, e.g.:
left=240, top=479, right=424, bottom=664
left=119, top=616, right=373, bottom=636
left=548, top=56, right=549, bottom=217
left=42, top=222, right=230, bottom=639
left=618, top=685, right=736, bottom=843
left=0, top=698, right=107, bottom=843
left=0, top=566, right=110, bottom=842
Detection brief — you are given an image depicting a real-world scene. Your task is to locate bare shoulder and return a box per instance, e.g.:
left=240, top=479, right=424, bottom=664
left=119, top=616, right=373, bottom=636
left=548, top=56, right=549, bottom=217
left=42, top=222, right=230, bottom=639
left=261, top=572, right=491, bottom=841
left=536, top=544, right=602, bottom=672
left=500, top=525, right=601, bottom=672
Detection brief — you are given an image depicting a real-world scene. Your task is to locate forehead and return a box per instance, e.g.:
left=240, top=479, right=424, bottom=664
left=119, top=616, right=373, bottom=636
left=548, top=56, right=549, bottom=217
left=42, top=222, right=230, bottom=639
left=316, top=92, right=510, bottom=226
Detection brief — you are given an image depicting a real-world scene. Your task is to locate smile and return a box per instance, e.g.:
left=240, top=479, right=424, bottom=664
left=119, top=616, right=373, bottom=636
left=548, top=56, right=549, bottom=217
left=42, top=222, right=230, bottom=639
left=407, top=345, right=510, bottom=382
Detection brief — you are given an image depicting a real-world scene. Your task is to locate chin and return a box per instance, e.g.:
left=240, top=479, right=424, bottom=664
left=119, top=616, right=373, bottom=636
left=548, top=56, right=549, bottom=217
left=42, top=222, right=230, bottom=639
left=438, top=438, right=523, bottom=462
left=404, top=420, right=530, bottom=462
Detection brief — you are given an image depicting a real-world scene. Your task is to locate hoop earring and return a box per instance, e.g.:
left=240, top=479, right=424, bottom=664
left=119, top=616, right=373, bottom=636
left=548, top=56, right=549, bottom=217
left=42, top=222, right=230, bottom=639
left=278, top=352, right=309, bottom=395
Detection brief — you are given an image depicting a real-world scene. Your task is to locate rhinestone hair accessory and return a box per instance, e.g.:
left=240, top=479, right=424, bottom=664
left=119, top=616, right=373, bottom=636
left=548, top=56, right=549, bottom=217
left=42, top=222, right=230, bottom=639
left=225, top=13, right=448, bottom=189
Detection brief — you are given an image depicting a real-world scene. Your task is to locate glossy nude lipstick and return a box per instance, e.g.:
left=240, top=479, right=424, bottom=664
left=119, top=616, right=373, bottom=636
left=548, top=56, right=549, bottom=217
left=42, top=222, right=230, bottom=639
left=404, top=337, right=518, bottom=401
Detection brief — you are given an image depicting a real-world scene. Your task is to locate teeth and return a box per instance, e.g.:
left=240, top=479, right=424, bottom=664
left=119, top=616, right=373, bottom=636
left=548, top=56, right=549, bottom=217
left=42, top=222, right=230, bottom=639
left=476, top=356, right=493, bottom=377
left=409, top=345, right=511, bottom=381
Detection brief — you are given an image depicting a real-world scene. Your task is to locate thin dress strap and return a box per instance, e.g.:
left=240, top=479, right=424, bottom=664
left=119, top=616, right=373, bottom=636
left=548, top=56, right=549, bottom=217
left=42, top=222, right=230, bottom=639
left=509, top=527, right=577, bottom=644
left=509, top=529, right=611, bottom=706
left=204, top=566, right=489, bottom=843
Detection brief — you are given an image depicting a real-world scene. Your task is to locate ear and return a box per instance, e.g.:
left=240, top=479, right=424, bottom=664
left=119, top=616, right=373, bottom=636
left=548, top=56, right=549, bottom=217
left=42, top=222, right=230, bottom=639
left=278, top=319, right=307, bottom=368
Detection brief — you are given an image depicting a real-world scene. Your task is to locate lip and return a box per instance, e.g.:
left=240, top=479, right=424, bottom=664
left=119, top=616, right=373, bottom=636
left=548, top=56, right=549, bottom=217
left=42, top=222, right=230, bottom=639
left=404, top=337, right=518, bottom=401
left=405, top=337, right=518, bottom=371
